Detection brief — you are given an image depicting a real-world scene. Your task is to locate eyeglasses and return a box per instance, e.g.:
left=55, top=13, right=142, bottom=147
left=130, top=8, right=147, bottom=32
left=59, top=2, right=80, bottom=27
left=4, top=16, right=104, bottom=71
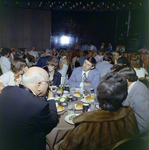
left=40, top=81, right=49, bottom=86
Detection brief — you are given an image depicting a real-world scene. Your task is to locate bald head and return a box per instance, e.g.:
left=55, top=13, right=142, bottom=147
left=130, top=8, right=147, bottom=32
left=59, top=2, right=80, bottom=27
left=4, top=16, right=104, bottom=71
left=22, top=67, right=49, bottom=85
left=21, top=67, right=49, bottom=97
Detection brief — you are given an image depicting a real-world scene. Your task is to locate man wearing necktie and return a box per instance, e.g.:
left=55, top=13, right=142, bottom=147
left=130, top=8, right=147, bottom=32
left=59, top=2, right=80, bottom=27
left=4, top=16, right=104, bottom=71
left=68, top=57, right=100, bottom=91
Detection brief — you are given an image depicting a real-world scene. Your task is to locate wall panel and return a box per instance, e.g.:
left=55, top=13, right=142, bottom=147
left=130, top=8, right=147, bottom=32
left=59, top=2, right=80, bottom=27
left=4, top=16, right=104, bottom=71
left=24, top=9, right=34, bottom=50
left=0, top=7, right=51, bottom=51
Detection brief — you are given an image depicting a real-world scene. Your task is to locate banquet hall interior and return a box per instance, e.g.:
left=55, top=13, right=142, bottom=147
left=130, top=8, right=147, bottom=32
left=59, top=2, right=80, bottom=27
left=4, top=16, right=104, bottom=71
left=0, top=0, right=149, bottom=150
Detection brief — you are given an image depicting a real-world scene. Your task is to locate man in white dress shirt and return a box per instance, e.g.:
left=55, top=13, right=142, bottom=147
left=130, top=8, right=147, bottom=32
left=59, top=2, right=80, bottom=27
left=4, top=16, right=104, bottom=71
left=0, top=47, right=11, bottom=74
left=88, top=42, right=97, bottom=51
left=68, top=57, right=100, bottom=91
left=28, top=46, right=39, bottom=59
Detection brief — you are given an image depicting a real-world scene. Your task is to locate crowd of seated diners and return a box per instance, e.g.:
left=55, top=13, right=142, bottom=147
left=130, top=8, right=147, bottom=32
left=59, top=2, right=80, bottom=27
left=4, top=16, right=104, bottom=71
left=0, top=43, right=148, bottom=150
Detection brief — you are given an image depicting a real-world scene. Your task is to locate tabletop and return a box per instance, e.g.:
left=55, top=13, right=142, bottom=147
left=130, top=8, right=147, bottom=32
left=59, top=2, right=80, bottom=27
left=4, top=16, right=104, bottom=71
left=46, top=94, right=83, bottom=150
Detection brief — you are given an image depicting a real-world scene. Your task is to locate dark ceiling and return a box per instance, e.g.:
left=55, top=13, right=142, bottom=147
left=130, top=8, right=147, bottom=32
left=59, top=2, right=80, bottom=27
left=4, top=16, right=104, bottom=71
left=0, top=0, right=147, bottom=11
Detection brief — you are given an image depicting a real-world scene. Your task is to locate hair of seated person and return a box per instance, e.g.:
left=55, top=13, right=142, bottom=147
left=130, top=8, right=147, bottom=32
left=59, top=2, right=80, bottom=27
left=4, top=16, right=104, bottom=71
left=97, top=72, right=128, bottom=111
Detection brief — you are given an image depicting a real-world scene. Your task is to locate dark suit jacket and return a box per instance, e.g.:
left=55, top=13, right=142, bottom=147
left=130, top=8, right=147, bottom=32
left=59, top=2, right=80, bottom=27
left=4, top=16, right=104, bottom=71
left=42, top=67, right=61, bottom=87
left=36, top=55, right=51, bottom=68
left=0, top=86, right=58, bottom=150
left=52, top=71, right=61, bottom=87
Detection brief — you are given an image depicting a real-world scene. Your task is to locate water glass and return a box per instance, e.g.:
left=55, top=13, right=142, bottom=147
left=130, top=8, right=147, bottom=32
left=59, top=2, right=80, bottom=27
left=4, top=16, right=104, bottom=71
left=65, top=84, right=69, bottom=91
left=68, top=101, right=74, bottom=115
left=94, top=93, right=99, bottom=106
left=90, top=88, right=95, bottom=100
left=84, top=88, right=91, bottom=100
left=70, top=86, right=75, bottom=96
left=58, top=84, right=63, bottom=96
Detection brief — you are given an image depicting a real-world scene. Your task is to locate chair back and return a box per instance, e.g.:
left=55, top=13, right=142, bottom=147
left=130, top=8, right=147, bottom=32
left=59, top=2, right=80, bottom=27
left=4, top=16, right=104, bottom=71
left=111, top=137, right=147, bottom=150
left=0, top=65, right=3, bottom=76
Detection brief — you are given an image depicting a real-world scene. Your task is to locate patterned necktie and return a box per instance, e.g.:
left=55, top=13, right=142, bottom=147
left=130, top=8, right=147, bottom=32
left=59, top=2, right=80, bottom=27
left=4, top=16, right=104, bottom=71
left=83, top=73, right=88, bottom=82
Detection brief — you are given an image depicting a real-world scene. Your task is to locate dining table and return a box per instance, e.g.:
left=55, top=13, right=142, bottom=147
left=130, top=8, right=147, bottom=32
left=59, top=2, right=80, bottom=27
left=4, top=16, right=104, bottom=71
left=46, top=90, right=84, bottom=150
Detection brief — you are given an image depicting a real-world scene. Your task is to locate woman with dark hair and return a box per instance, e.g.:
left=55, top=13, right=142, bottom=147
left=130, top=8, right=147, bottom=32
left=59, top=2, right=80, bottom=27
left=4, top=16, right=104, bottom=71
left=70, top=52, right=81, bottom=70
left=130, top=54, right=148, bottom=78
left=46, top=56, right=61, bottom=87
left=0, top=58, right=28, bottom=93
left=59, top=72, right=140, bottom=150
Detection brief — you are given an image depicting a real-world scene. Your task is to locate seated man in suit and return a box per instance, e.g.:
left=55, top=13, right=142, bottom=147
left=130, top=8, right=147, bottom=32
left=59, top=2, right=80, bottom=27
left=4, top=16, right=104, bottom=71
left=114, top=66, right=149, bottom=136
left=112, top=51, right=129, bottom=65
left=68, top=57, right=100, bottom=91
left=28, top=46, right=39, bottom=59
left=88, top=42, right=97, bottom=51
left=36, top=49, right=52, bottom=68
left=96, top=56, right=113, bottom=78
left=0, top=67, right=58, bottom=150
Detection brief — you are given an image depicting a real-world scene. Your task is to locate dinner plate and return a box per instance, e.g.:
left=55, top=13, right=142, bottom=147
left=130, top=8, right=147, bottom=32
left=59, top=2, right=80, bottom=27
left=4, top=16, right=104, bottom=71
left=65, top=114, right=80, bottom=125
left=81, top=98, right=94, bottom=103
left=75, top=104, right=83, bottom=110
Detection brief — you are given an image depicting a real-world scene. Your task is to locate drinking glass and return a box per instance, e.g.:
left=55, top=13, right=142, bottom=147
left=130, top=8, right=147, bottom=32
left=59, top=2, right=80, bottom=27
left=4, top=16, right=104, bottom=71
left=58, top=84, right=64, bottom=96
left=90, top=88, right=95, bottom=100
left=84, top=88, right=91, bottom=100
left=65, top=84, right=69, bottom=92
left=94, top=93, right=100, bottom=109
left=70, top=86, right=75, bottom=97
left=68, top=101, right=74, bottom=115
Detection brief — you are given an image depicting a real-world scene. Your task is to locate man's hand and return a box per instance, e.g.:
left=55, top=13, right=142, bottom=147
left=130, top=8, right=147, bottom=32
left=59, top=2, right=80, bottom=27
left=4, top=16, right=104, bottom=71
left=0, top=82, right=3, bottom=94
left=47, top=90, right=54, bottom=99
left=83, top=82, right=91, bottom=86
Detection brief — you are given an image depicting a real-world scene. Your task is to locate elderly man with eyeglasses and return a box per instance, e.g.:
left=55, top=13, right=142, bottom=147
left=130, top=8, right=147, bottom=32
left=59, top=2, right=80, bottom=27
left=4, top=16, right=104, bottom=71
left=0, top=67, right=58, bottom=150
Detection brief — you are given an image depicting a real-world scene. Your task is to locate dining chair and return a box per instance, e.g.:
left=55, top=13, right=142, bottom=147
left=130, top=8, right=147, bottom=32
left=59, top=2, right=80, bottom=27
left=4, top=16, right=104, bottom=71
left=0, top=65, right=3, bottom=76
left=111, top=137, right=146, bottom=150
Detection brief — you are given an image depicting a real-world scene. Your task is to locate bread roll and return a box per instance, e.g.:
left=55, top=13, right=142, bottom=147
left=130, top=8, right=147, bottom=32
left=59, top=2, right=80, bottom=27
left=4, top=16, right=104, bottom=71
left=76, top=103, right=83, bottom=109
left=75, top=92, right=81, bottom=97
left=57, top=105, right=63, bottom=111
left=85, top=96, right=91, bottom=101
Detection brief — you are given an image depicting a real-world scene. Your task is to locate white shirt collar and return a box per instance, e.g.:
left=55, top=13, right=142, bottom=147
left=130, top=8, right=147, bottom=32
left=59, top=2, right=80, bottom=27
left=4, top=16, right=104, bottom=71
left=128, top=81, right=137, bottom=93
left=82, top=70, right=90, bottom=78
left=32, top=90, right=37, bottom=96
